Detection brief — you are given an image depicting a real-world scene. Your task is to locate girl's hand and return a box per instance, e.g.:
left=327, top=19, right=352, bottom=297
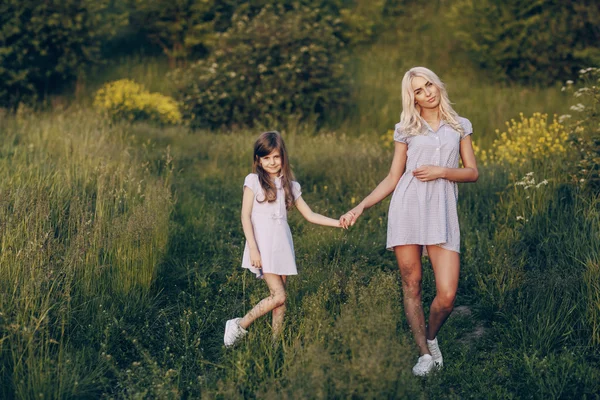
left=341, top=204, right=364, bottom=228
left=339, top=213, right=353, bottom=229
left=413, top=165, right=444, bottom=182
left=250, top=248, right=262, bottom=269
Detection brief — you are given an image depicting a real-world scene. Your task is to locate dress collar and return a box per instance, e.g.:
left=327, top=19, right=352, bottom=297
left=421, top=117, right=446, bottom=133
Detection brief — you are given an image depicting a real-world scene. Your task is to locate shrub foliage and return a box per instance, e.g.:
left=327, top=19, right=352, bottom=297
left=476, top=113, right=570, bottom=166
left=450, top=0, right=600, bottom=85
left=170, top=5, right=350, bottom=128
left=127, top=0, right=227, bottom=67
left=94, top=79, right=182, bottom=124
left=0, top=0, right=125, bottom=107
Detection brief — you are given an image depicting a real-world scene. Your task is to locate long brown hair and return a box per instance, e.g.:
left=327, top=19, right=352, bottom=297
left=252, top=131, right=296, bottom=210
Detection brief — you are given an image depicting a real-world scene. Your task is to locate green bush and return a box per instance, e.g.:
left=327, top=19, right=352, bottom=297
left=170, top=5, right=351, bottom=128
left=127, top=0, right=229, bottom=67
left=121, top=0, right=401, bottom=70
left=450, top=0, right=600, bottom=85
left=564, top=67, right=600, bottom=192
left=236, top=0, right=405, bottom=46
left=0, top=0, right=125, bottom=108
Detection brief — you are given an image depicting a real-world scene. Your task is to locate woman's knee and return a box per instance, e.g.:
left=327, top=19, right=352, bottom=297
left=401, top=277, right=422, bottom=298
left=436, top=290, right=456, bottom=311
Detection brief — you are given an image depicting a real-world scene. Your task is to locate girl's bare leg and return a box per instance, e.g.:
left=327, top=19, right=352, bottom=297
left=239, top=273, right=286, bottom=330
left=425, top=245, right=460, bottom=340
left=394, top=245, right=429, bottom=356
left=271, top=275, right=287, bottom=338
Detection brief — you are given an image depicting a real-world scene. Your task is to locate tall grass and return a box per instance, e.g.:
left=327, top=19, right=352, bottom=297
left=1, top=108, right=599, bottom=397
left=0, top=109, right=172, bottom=397
left=1, top=1, right=599, bottom=397
left=114, top=119, right=597, bottom=398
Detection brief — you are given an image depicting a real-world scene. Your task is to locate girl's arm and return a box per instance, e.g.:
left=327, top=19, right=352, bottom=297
left=412, top=136, right=479, bottom=183
left=295, top=197, right=341, bottom=228
left=241, top=187, right=262, bottom=268
left=342, top=141, right=408, bottom=227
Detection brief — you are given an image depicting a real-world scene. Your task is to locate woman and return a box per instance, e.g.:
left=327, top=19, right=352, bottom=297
left=341, top=67, right=478, bottom=376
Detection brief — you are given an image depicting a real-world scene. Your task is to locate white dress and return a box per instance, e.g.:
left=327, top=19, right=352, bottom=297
left=241, top=173, right=302, bottom=278
left=386, top=117, right=473, bottom=254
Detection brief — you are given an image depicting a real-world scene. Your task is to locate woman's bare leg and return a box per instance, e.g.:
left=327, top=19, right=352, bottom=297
left=238, top=273, right=286, bottom=330
left=394, top=245, right=429, bottom=356
left=272, top=275, right=287, bottom=337
left=425, top=245, right=460, bottom=340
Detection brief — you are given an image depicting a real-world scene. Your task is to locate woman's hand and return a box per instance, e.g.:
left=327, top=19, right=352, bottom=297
left=340, top=204, right=364, bottom=228
left=413, top=165, right=445, bottom=182
left=340, top=212, right=354, bottom=229
left=250, top=247, right=262, bottom=269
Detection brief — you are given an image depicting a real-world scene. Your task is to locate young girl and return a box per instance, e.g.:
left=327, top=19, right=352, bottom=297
left=224, top=131, right=342, bottom=347
left=341, top=67, right=478, bottom=376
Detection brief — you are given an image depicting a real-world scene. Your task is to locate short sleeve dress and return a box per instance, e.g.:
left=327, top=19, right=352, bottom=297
left=386, top=116, right=473, bottom=254
left=241, top=173, right=302, bottom=278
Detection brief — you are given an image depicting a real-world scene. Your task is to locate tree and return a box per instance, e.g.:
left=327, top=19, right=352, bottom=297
left=128, top=0, right=229, bottom=68
left=0, top=0, right=126, bottom=107
left=450, top=0, right=600, bottom=85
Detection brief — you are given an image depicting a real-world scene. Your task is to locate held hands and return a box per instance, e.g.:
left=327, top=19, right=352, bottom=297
left=340, top=204, right=364, bottom=229
left=250, top=247, right=262, bottom=270
left=412, top=165, right=444, bottom=182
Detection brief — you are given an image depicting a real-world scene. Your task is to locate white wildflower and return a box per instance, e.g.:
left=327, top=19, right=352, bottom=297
left=558, top=114, right=572, bottom=123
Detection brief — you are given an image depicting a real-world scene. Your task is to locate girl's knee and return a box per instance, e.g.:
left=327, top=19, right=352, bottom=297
left=273, top=303, right=286, bottom=315
left=272, top=291, right=286, bottom=307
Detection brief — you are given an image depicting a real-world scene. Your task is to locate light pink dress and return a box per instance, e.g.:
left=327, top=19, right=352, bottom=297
left=241, top=173, right=302, bottom=278
left=387, top=116, right=473, bottom=255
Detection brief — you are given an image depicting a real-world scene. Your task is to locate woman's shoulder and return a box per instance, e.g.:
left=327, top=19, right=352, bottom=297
left=393, top=122, right=411, bottom=143
left=455, top=116, right=473, bottom=132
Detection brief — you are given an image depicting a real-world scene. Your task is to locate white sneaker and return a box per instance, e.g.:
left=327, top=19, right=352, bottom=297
left=427, top=337, right=444, bottom=368
left=412, top=354, right=435, bottom=376
left=224, top=318, right=247, bottom=347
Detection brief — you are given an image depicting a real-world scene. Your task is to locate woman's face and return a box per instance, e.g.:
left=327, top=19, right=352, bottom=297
left=411, top=76, right=440, bottom=110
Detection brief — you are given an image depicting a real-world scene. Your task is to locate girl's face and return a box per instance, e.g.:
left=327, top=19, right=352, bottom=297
left=259, top=150, right=282, bottom=178
left=411, top=76, right=440, bottom=111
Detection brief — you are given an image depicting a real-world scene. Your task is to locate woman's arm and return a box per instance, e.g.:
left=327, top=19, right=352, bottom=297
left=342, top=141, right=408, bottom=226
left=412, top=136, right=479, bottom=183
left=295, top=197, right=341, bottom=228
left=241, top=187, right=262, bottom=268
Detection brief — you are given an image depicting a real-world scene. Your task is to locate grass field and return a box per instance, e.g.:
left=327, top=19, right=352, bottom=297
left=1, top=4, right=600, bottom=398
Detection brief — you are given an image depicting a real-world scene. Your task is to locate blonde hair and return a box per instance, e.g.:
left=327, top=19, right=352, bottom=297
left=398, top=67, right=464, bottom=136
